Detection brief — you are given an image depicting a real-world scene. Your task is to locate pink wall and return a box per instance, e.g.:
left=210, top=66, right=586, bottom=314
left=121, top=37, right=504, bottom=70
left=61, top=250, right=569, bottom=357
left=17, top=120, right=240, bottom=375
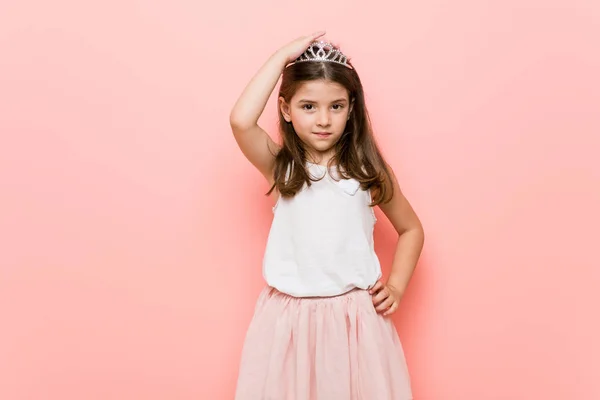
left=1, top=1, right=599, bottom=399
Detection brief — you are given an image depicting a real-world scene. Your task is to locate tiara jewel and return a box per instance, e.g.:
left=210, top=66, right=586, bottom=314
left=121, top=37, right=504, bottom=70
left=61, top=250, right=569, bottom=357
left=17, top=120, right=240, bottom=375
left=287, top=41, right=352, bottom=69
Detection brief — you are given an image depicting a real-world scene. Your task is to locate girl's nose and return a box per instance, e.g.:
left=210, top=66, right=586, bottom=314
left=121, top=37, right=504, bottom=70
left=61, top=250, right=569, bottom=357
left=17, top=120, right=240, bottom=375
left=317, top=110, right=331, bottom=126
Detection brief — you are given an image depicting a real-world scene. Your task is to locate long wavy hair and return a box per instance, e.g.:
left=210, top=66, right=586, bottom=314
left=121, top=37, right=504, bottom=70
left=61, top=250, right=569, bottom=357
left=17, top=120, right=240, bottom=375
left=268, top=50, right=394, bottom=207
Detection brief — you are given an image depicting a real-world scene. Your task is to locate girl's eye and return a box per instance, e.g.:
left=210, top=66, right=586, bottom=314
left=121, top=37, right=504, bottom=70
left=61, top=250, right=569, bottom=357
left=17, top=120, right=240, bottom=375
left=302, top=104, right=344, bottom=111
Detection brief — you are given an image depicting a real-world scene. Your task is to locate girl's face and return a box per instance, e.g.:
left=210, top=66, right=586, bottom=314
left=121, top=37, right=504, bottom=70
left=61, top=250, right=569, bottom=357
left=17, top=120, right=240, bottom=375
left=279, top=79, right=353, bottom=162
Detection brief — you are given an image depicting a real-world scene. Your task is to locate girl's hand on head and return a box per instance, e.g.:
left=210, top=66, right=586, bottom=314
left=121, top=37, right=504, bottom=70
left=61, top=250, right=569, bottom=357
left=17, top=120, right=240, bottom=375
left=369, top=280, right=404, bottom=317
left=276, top=31, right=327, bottom=64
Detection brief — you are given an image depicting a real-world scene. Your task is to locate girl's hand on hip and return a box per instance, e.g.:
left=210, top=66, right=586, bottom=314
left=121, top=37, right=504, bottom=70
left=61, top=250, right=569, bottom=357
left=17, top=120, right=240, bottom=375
left=275, top=31, right=327, bottom=65
left=369, top=280, right=403, bottom=316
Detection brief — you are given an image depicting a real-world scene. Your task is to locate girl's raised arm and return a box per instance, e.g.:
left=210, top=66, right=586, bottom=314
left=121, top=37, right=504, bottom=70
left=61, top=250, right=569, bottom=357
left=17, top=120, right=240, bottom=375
left=229, top=32, right=325, bottom=183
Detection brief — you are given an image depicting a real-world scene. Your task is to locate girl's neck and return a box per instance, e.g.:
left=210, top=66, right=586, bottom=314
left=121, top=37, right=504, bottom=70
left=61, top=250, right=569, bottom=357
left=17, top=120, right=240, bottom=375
left=305, top=152, right=335, bottom=167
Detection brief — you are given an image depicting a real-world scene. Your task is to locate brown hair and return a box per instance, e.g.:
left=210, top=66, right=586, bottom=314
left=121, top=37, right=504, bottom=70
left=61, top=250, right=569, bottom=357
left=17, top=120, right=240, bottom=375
left=268, top=49, right=394, bottom=206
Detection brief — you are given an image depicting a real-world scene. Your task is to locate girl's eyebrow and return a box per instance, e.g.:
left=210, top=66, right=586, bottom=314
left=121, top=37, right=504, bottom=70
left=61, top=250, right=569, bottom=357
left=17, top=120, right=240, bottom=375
left=297, top=98, right=348, bottom=104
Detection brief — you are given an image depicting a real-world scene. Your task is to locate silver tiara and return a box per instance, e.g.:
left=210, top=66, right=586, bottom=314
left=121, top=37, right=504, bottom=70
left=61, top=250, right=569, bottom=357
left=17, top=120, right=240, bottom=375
left=287, top=41, right=352, bottom=69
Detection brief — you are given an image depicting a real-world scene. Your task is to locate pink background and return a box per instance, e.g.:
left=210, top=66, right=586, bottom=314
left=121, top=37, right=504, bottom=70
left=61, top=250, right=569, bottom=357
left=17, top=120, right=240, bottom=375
left=1, top=1, right=599, bottom=399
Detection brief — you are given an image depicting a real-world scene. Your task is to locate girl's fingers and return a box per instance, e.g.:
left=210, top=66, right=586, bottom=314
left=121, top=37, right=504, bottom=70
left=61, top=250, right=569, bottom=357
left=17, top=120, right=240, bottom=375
left=375, top=297, right=394, bottom=312
left=383, top=302, right=399, bottom=316
left=369, top=282, right=399, bottom=314
left=369, top=280, right=383, bottom=295
left=303, top=31, right=325, bottom=46
left=372, top=288, right=390, bottom=306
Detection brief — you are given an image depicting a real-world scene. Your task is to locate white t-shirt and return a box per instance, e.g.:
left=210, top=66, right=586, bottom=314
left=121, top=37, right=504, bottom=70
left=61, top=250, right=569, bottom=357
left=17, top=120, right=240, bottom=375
left=262, top=161, right=382, bottom=297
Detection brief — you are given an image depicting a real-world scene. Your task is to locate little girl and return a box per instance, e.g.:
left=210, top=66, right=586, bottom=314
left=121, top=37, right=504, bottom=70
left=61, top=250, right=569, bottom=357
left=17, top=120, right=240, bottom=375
left=230, top=31, right=424, bottom=400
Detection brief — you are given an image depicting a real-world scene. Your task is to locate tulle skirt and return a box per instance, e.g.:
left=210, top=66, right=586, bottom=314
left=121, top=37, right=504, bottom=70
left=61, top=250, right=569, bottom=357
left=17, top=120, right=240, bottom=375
left=234, top=286, right=412, bottom=400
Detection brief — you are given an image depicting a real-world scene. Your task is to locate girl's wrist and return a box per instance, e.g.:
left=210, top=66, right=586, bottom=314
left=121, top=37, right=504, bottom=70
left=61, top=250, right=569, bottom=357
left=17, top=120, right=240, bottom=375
left=270, top=50, right=290, bottom=71
left=386, top=277, right=406, bottom=295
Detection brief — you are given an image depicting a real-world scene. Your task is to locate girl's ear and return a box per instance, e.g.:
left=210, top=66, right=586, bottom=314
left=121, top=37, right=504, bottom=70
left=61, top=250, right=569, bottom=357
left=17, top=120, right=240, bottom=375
left=279, top=97, right=292, bottom=122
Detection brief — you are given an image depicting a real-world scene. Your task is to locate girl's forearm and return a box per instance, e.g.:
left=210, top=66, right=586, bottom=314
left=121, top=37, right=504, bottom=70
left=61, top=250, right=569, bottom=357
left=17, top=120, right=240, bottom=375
left=386, top=228, right=425, bottom=295
left=229, top=51, right=288, bottom=130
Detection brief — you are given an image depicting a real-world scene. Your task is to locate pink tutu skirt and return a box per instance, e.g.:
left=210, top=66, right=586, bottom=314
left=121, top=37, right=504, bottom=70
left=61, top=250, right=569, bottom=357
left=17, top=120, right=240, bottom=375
left=234, top=286, right=412, bottom=400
